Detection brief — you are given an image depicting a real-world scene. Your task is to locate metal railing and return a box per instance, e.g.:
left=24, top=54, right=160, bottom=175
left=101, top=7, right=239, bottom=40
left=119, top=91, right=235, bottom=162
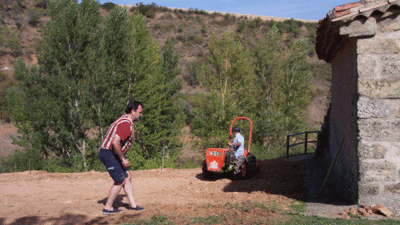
left=286, top=131, right=319, bottom=158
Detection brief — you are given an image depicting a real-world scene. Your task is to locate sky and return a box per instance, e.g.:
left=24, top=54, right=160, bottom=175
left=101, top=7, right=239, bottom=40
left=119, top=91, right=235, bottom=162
left=92, top=0, right=356, bottom=21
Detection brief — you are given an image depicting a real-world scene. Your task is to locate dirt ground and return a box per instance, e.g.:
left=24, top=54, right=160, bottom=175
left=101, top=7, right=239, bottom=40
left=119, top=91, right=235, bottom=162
left=0, top=158, right=306, bottom=225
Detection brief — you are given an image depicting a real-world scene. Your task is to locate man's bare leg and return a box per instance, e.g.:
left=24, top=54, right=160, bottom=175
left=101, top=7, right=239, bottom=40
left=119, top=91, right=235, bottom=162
left=104, top=183, right=123, bottom=210
left=123, top=171, right=137, bottom=208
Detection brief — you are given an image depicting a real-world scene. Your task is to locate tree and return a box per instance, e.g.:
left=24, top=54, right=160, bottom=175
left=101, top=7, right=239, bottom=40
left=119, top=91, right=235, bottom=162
left=125, top=13, right=185, bottom=169
left=8, top=3, right=186, bottom=171
left=253, top=28, right=312, bottom=156
left=191, top=30, right=257, bottom=150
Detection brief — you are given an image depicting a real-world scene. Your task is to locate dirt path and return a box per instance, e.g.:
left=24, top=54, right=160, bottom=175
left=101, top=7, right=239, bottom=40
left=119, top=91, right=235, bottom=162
left=0, top=158, right=305, bottom=225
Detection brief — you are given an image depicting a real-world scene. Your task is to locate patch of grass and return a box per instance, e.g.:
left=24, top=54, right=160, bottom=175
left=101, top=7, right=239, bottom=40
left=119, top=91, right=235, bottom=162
left=192, top=215, right=226, bottom=224
left=284, top=214, right=400, bottom=225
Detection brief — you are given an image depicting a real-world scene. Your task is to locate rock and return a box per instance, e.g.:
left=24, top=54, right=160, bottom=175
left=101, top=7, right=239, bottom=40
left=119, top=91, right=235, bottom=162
left=358, top=208, right=369, bottom=216
left=371, top=204, right=385, bottom=212
left=349, top=207, right=358, bottom=215
left=360, top=204, right=367, bottom=208
left=342, top=214, right=351, bottom=220
left=371, top=204, right=394, bottom=217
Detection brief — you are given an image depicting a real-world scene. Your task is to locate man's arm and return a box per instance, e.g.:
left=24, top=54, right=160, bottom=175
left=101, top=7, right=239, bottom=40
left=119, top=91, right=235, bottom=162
left=112, top=134, right=130, bottom=167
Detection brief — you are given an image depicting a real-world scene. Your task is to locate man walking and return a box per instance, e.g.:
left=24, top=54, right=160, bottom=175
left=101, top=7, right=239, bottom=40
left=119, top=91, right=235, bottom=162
left=98, top=100, right=145, bottom=215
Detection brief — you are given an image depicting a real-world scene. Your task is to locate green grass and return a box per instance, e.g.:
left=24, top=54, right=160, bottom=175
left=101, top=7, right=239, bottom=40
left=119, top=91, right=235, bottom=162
left=192, top=215, right=227, bottom=224
left=122, top=200, right=400, bottom=225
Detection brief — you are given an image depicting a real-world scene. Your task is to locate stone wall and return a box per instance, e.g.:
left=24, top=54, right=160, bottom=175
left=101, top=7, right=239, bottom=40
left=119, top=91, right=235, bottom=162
left=329, top=38, right=359, bottom=203
left=357, top=13, right=400, bottom=198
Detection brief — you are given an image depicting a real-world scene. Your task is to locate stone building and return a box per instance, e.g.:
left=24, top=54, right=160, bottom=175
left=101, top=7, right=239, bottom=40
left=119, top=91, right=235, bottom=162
left=316, top=0, right=400, bottom=204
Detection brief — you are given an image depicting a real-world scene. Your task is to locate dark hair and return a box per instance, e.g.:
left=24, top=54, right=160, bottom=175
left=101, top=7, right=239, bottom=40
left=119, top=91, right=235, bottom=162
left=232, top=127, right=240, bottom=132
left=125, top=100, right=143, bottom=113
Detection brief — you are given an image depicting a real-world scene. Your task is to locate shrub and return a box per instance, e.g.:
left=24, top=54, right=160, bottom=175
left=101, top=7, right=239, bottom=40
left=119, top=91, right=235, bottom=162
left=248, top=17, right=262, bottom=29
left=100, top=2, right=116, bottom=12
left=237, top=21, right=246, bottom=33
left=0, top=72, right=17, bottom=122
left=178, top=23, right=184, bottom=32
left=133, top=2, right=157, bottom=18
left=195, top=15, right=202, bottom=23
left=190, top=35, right=204, bottom=44
left=6, top=34, right=22, bottom=57
left=35, top=0, right=50, bottom=9
left=144, top=10, right=155, bottom=19
left=201, top=23, right=207, bottom=35
left=224, top=13, right=231, bottom=21
left=184, top=61, right=201, bottom=86
left=27, top=7, right=44, bottom=27
left=161, top=13, right=173, bottom=20
left=154, top=23, right=162, bottom=30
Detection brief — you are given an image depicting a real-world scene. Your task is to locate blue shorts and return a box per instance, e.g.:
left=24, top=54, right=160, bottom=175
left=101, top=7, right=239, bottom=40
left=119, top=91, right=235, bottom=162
left=98, top=148, right=130, bottom=183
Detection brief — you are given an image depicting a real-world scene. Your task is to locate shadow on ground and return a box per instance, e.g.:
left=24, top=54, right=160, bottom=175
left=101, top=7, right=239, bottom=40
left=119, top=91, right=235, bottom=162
left=200, top=154, right=361, bottom=206
left=197, top=155, right=310, bottom=200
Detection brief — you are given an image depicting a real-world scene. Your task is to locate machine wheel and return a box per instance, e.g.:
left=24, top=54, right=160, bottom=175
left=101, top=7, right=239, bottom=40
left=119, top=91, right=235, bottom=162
left=233, top=161, right=247, bottom=180
left=246, top=155, right=257, bottom=178
left=202, top=159, right=213, bottom=179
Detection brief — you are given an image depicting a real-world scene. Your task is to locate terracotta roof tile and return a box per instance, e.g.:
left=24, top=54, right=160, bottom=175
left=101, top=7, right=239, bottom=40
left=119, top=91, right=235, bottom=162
left=334, top=1, right=362, bottom=12
left=316, top=0, right=400, bottom=62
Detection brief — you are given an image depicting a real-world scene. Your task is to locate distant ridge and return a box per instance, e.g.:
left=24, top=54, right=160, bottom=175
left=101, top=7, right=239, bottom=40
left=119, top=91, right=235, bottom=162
left=119, top=5, right=318, bottom=23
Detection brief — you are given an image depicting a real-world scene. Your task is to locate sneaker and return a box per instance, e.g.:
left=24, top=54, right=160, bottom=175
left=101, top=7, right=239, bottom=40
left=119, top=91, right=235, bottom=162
left=128, top=205, right=146, bottom=211
left=102, top=208, right=122, bottom=215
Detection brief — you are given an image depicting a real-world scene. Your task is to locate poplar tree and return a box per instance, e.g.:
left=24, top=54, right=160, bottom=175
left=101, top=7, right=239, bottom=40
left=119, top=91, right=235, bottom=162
left=11, top=0, right=103, bottom=170
left=8, top=4, right=185, bottom=171
left=125, top=13, right=185, bottom=169
left=191, top=30, right=257, bottom=149
left=254, top=28, right=312, bottom=155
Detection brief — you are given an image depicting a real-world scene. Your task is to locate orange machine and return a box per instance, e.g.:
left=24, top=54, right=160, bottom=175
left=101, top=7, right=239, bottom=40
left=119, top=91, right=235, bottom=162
left=202, top=117, right=260, bottom=179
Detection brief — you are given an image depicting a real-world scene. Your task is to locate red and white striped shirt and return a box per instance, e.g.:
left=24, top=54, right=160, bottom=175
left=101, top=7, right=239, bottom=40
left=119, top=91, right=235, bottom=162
left=100, top=114, right=134, bottom=154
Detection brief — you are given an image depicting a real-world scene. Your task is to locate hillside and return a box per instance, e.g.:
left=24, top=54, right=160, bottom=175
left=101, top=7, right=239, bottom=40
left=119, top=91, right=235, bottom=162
left=0, top=1, right=331, bottom=159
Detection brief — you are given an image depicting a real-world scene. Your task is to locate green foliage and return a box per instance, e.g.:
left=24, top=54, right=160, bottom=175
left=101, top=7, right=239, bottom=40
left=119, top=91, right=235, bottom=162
left=6, top=1, right=186, bottom=172
left=190, top=34, right=203, bottom=44
left=135, top=2, right=157, bottom=18
left=178, top=23, right=184, bottom=32
left=252, top=26, right=312, bottom=158
left=27, top=7, right=44, bottom=26
left=6, top=31, right=22, bottom=57
left=191, top=30, right=258, bottom=149
left=201, top=23, right=207, bottom=35
left=237, top=20, right=246, bottom=33
left=154, top=22, right=162, bottom=30
left=35, top=0, right=50, bottom=9
left=184, top=61, right=201, bottom=87
left=0, top=72, right=16, bottom=121
left=100, top=2, right=116, bottom=11
left=248, top=17, right=262, bottom=29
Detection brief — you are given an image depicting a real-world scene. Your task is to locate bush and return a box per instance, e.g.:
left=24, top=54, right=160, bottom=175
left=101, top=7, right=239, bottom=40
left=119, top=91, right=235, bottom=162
left=154, top=23, right=162, bottom=30
left=35, top=0, right=50, bottom=9
left=27, top=7, right=44, bottom=27
left=178, top=23, right=184, bottom=32
left=190, top=35, right=204, bottom=44
left=100, top=2, right=116, bottom=12
left=201, top=23, right=207, bottom=35
left=6, top=34, right=22, bottom=57
left=184, top=61, right=201, bottom=86
left=133, top=2, right=157, bottom=18
left=0, top=72, right=16, bottom=122
left=237, top=21, right=246, bottom=33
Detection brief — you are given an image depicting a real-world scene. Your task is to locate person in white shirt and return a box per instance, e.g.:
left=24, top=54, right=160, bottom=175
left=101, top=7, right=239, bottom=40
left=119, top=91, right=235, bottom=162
left=229, top=127, right=246, bottom=175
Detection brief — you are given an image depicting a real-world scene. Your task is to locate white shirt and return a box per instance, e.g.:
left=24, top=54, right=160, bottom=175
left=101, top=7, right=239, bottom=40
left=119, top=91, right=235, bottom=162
left=233, top=133, right=244, bottom=158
